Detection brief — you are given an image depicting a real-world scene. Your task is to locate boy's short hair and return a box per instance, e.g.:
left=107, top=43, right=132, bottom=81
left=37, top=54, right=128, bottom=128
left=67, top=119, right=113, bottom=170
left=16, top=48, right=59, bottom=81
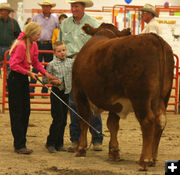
left=53, top=41, right=65, bottom=51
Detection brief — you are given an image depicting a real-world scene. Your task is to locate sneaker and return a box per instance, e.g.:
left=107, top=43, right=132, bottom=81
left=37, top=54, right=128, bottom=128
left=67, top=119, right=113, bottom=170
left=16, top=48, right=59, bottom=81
left=45, top=145, right=56, bottom=153
left=55, top=146, right=66, bottom=152
left=15, top=147, right=33, bottom=154
left=93, top=143, right=102, bottom=151
left=67, top=142, right=78, bottom=152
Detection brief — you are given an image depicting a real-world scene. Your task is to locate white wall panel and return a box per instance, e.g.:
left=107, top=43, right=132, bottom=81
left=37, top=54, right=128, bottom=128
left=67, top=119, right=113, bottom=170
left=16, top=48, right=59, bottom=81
left=23, top=0, right=180, bottom=10
left=0, top=0, right=7, bottom=2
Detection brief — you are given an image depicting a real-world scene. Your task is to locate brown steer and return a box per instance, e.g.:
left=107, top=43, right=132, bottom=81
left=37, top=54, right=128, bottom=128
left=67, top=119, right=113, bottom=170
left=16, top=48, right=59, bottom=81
left=72, top=23, right=174, bottom=171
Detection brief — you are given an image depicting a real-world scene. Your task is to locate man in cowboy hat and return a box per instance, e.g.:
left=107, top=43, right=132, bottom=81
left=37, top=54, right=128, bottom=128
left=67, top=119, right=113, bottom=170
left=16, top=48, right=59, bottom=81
left=0, top=3, right=21, bottom=74
left=29, top=0, right=59, bottom=96
left=139, top=4, right=162, bottom=35
left=58, top=0, right=103, bottom=153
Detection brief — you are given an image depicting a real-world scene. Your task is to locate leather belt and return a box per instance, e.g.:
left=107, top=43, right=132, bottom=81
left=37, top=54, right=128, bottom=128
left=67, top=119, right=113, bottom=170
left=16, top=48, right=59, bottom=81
left=37, top=40, right=52, bottom=45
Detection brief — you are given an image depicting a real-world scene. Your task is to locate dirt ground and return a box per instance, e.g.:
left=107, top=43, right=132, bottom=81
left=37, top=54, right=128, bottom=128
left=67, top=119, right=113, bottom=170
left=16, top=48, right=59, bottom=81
left=0, top=75, right=180, bottom=175
left=0, top=109, right=180, bottom=175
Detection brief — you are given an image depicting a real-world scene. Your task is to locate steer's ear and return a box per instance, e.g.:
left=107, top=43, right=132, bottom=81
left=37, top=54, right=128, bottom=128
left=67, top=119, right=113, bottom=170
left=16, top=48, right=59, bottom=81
left=117, top=28, right=131, bottom=37
left=82, top=23, right=97, bottom=36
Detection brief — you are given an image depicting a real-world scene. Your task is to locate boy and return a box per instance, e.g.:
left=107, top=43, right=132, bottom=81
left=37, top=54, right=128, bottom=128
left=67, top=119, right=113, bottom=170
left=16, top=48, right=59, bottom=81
left=44, top=41, right=74, bottom=153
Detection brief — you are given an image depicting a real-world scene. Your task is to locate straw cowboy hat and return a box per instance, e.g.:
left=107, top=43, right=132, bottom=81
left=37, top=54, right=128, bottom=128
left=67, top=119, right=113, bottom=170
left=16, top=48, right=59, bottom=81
left=67, top=0, right=93, bottom=8
left=139, top=4, right=158, bottom=17
left=0, top=3, right=14, bottom=12
left=38, top=0, right=56, bottom=8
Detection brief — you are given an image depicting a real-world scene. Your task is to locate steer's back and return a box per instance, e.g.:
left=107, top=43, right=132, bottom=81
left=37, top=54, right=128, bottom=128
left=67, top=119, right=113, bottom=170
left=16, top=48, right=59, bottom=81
left=72, top=33, right=174, bottom=113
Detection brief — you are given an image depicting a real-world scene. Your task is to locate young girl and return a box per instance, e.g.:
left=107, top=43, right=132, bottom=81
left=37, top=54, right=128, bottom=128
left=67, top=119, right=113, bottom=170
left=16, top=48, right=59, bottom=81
left=7, top=22, right=56, bottom=154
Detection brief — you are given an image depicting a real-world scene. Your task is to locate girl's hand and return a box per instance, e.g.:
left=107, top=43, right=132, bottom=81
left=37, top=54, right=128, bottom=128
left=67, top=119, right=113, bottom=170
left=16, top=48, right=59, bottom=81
left=27, top=71, right=38, bottom=80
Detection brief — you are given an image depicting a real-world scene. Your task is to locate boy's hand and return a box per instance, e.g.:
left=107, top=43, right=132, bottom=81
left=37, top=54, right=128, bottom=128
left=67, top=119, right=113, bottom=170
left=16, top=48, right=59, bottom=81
left=50, top=79, right=61, bottom=86
left=45, top=72, right=58, bottom=81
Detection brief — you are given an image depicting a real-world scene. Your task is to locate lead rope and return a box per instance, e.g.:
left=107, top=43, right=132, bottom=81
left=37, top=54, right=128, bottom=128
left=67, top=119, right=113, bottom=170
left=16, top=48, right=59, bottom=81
left=36, top=76, right=104, bottom=138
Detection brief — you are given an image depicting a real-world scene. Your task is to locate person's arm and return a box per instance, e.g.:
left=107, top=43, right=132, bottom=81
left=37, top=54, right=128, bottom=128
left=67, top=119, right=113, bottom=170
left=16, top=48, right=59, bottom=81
left=13, top=19, right=21, bottom=39
left=52, top=28, right=59, bottom=44
left=31, top=43, right=58, bottom=81
left=31, top=42, right=47, bottom=74
left=58, top=26, right=63, bottom=41
left=49, top=79, right=61, bottom=86
left=43, top=62, right=61, bottom=85
left=46, top=63, right=61, bottom=86
left=44, top=72, right=60, bottom=85
left=31, top=15, right=37, bottom=22
left=10, top=44, right=28, bottom=75
left=58, top=18, right=67, bottom=42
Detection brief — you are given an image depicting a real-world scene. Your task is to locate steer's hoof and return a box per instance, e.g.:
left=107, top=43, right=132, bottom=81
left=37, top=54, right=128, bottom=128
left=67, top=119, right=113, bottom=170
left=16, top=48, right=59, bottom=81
left=138, top=159, right=149, bottom=171
left=148, top=159, right=156, bottom=167
left=75, top=149, right=86, bottom=157
left=108, top=149, right=120, bottom=161
left=138, top=166, right=148, bottom=171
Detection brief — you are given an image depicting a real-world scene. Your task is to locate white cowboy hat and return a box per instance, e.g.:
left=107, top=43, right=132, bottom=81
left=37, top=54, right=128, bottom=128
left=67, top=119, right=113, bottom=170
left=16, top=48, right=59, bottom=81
left=0, top=3, right=14, bottom=12
left=37, top=0, right=56, bottom=8
left=66, top=0, right=93, bottom=8
left=139, top=4, right=158, bottom=17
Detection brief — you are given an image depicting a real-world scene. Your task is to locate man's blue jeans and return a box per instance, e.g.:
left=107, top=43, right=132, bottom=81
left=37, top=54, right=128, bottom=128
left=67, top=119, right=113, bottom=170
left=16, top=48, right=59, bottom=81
left=69, top=90, right=103, bottom=144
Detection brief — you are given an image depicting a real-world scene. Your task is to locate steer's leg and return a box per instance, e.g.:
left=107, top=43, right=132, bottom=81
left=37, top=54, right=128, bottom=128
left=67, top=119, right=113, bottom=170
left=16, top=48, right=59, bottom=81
left=133, top=100, right=155, bottom=171
left=73, top=90, right=91, bottom=157
left=151, top=100, right=167, bottom=167
left=107, top=112, right=120, bottom=160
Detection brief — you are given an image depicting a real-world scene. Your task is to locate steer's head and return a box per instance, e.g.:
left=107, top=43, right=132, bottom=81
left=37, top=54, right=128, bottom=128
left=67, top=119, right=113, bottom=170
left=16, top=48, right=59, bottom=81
left=82, top=23, right=131, bottom=38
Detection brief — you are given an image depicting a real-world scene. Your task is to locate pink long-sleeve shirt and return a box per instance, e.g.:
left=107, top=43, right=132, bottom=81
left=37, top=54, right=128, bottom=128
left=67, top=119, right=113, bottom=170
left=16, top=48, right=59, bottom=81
left=9, top=40, right=46, bottom=75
